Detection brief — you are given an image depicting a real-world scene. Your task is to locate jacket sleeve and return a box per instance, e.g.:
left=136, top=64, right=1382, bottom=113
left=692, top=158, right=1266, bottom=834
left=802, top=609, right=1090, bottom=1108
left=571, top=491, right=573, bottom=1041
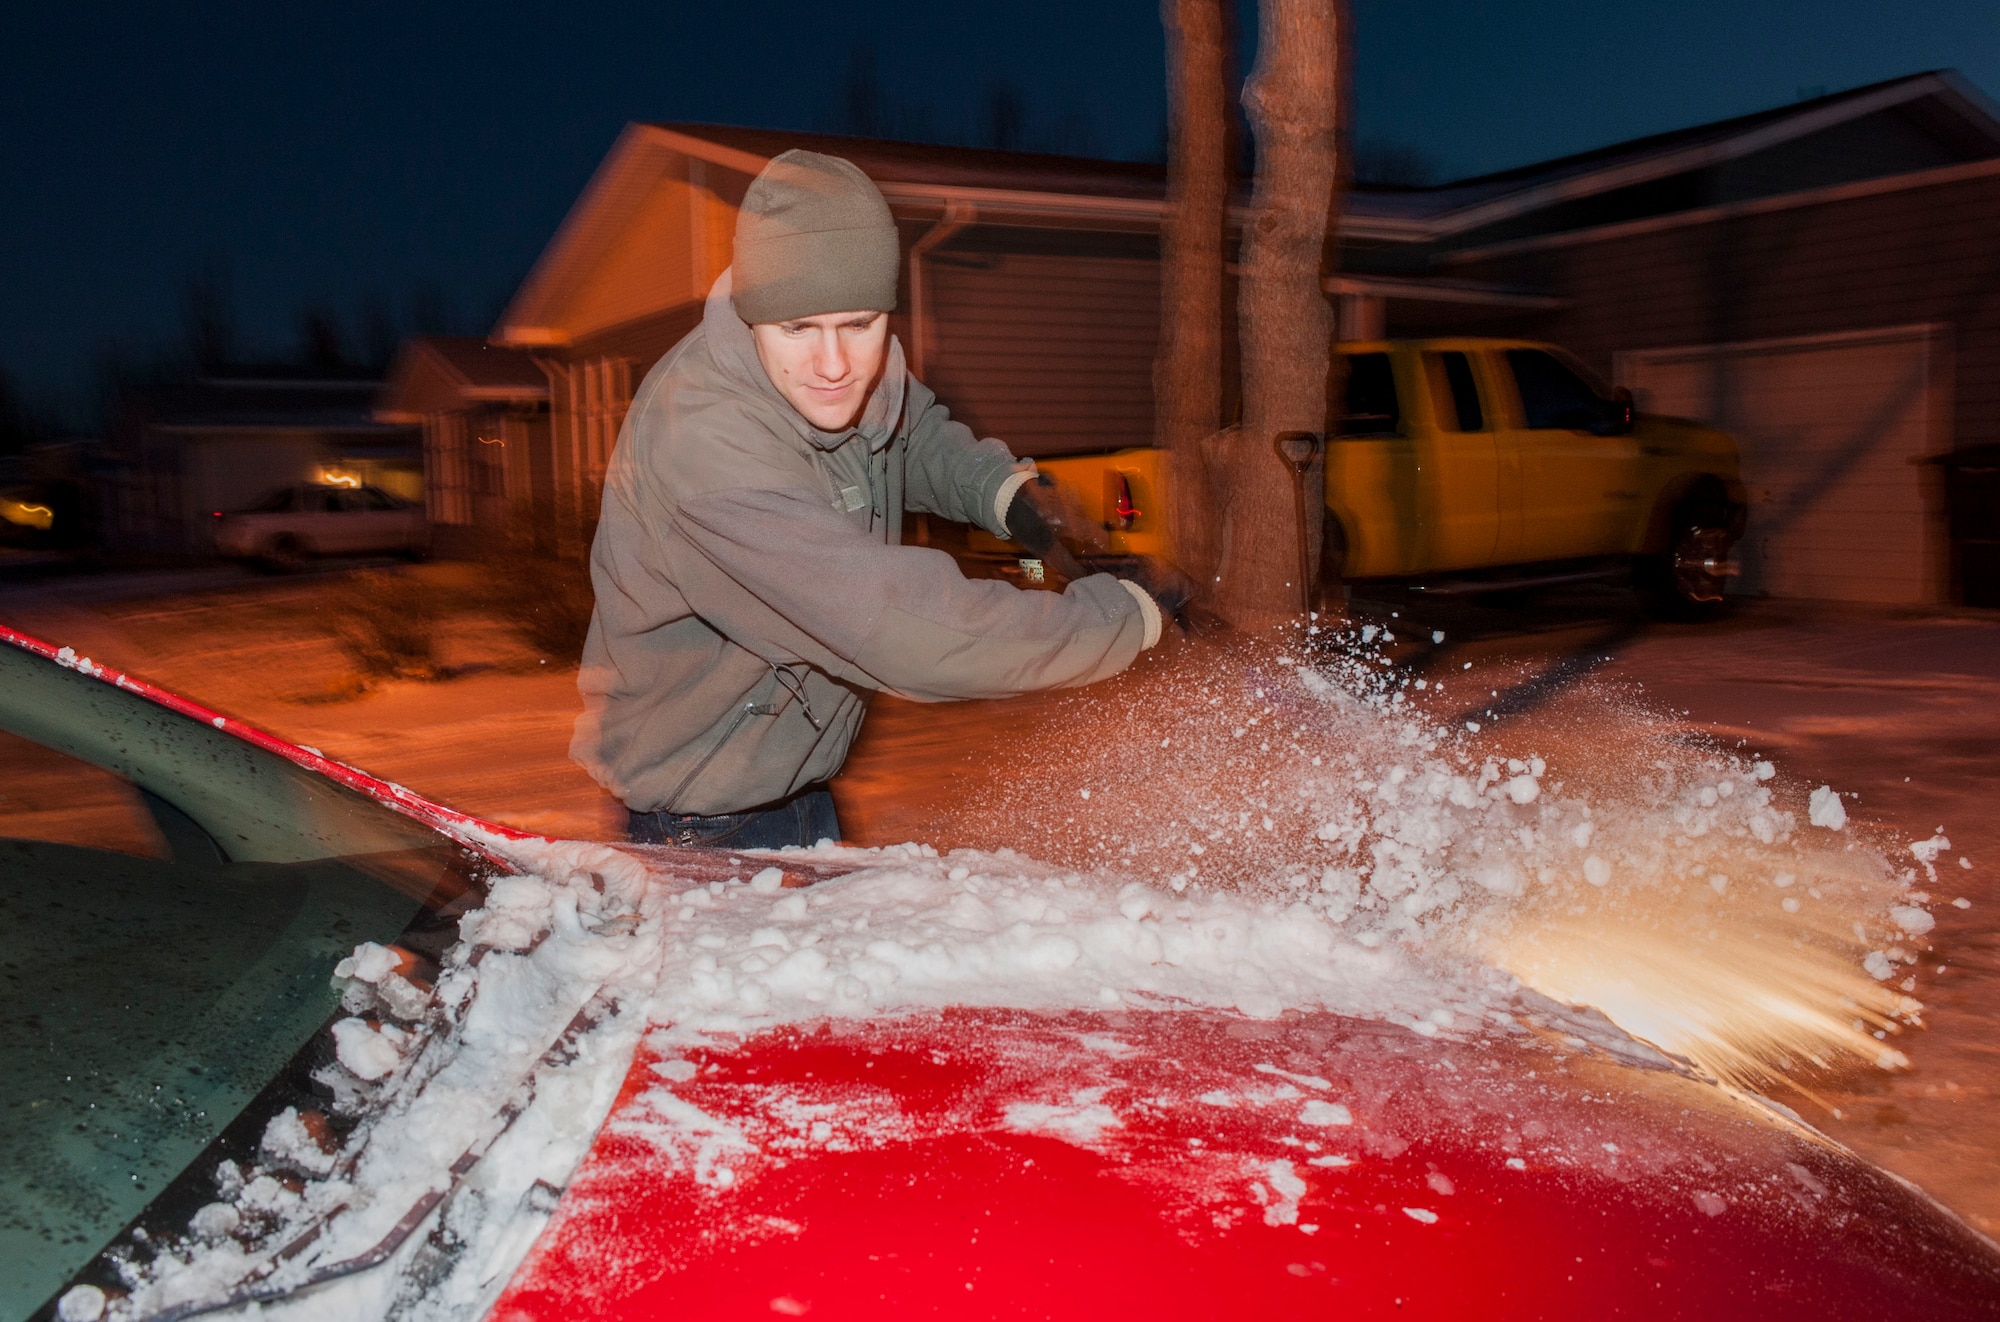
left=668, top=484, right=1146, bottom=702
left=899, top=384, right=1026, bottom=537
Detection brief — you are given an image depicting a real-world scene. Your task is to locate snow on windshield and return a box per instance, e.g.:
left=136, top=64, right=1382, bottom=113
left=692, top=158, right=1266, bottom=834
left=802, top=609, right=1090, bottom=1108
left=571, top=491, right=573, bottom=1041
left=75, top=625, right=1946, bottom=1322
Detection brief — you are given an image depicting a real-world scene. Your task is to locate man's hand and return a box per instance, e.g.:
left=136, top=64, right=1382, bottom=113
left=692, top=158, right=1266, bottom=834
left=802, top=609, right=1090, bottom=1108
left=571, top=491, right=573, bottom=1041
left=1005, top=473, right=1107, bottom=558
left=1070, top=552, right=1219, bottom=641
left=1114, top=555, right=1197, bottom=622
left=1000, top=481, right=1209, bottom=640
left=1003, top=474, right=1096, bottom=582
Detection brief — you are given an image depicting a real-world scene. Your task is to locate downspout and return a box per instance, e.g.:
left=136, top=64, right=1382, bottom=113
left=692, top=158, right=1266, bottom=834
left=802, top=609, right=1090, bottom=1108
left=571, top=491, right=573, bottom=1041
left=907, top=201, right=976, bottom=380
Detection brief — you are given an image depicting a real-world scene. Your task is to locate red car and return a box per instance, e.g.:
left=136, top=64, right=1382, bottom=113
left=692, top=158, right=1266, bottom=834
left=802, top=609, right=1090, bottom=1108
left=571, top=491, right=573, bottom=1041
left=2, top=623, right=1995, bottom=1321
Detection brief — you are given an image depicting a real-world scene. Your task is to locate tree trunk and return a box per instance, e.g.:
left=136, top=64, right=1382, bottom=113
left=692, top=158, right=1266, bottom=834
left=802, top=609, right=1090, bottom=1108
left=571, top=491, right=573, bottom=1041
left=1153, top=0, right=1231, bottom=597
left=1223, top=0, right=1347, bottom=629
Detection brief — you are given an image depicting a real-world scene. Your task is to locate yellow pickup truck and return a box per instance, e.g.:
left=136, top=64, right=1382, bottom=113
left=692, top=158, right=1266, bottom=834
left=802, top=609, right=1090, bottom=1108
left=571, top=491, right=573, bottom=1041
left=971, top=338, right=1746, bottom=617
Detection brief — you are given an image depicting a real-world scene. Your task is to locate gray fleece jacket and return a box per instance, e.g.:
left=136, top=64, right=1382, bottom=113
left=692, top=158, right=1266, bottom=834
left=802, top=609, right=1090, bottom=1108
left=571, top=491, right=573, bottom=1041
left=571, top=272, right=1153, bottom=815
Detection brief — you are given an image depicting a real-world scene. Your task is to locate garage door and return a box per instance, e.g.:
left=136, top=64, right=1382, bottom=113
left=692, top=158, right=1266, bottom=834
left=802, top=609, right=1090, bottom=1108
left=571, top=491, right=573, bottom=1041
left=1616, top=325, right=1948, bottom=604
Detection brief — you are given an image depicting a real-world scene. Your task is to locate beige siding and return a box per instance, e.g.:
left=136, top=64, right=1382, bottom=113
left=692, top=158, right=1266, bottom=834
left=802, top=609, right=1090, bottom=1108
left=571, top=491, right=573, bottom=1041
left=922, top=251, right=1160, bottom=457
left=1446, top=171, right=2000, bottom=459
left=550, top=160, right=750, bottom=343
left=1618, top=326, right=1948, bottom=603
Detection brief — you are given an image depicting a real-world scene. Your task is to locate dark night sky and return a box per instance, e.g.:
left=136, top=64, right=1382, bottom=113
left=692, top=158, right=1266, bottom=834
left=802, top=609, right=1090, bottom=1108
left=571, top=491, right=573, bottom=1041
left=4, top=1, right=1997, bottom=422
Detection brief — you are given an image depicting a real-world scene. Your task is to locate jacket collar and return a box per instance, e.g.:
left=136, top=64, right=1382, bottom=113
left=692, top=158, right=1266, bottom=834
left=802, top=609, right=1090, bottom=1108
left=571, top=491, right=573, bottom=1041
left=704, top=269, right=907, bottom=454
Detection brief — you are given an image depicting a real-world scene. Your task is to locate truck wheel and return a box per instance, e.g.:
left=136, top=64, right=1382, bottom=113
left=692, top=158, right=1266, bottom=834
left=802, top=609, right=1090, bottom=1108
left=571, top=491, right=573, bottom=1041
left=1639, top=513, right=1733, bottom=621
left=260, top=534, right=308, bottom=574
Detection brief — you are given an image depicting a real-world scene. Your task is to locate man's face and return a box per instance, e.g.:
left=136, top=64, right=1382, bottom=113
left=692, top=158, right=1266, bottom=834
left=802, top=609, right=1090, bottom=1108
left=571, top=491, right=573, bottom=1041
left=751, top=310, right=890, bottom=432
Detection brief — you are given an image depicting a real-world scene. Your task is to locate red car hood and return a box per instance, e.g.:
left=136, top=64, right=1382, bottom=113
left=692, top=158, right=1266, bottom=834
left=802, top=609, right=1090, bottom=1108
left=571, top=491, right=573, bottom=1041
left=496, top=1006, right=2000, bottom=1320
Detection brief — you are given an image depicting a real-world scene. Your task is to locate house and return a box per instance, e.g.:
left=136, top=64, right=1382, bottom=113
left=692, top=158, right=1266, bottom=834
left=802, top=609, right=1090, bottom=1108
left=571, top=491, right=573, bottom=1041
left=101, top=370, right=421, bottom=557
left=377, top=336, right=550, bottom=551
left=1343, top=71, right=2000, bottom=606
left=477, top=70, right=2000, bottom=603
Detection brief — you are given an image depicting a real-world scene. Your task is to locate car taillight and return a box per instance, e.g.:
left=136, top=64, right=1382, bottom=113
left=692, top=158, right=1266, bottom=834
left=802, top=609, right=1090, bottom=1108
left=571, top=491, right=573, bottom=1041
left=1105, top=472, right=1141, bottom=532
left=212, top=511, right=223, bottom=518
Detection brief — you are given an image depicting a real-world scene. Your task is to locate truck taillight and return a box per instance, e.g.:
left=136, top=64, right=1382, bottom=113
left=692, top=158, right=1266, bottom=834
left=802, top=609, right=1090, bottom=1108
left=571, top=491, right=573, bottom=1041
left=1105, top=471, right=1141, bottom=532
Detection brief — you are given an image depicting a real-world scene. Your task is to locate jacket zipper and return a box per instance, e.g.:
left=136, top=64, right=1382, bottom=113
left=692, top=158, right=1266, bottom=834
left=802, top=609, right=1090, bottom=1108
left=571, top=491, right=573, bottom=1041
left=663, top=697, right=766, bottom=811
left=661, top=659, right=827, bottom=810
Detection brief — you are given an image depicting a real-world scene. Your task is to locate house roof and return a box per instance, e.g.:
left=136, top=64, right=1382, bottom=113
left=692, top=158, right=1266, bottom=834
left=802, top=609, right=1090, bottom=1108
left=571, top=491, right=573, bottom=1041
left=495, top=70, right=2000, bottom=342
left=1342, top=70, right=2000, bottom=242
left=377, top=337, right=548, bottom=421
left=650, top=123, right=1169, bottom=202
left=643, top=71, right=2000, bottom=243
left=414, top=337, right=548, bottom=391
left=493, top=122, right=1219, bottom=344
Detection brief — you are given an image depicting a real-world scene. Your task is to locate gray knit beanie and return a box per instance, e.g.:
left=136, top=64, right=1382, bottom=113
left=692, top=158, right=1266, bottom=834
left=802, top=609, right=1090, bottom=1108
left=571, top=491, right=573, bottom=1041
left=731, top=150, right=900, bottom=324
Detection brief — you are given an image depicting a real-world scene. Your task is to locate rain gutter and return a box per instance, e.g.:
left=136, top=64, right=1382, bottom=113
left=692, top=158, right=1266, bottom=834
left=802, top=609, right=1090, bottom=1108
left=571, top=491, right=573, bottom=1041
left=906, top=200, right=976, bottom=381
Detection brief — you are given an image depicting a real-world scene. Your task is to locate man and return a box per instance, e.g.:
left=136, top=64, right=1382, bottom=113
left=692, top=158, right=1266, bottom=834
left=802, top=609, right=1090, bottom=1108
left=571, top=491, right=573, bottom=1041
left=573, top=149, right=1186, bottom=850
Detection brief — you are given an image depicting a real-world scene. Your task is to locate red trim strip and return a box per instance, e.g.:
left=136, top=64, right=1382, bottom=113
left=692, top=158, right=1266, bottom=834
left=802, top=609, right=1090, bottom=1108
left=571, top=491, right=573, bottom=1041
left=0, top=622, right=538, bottom=863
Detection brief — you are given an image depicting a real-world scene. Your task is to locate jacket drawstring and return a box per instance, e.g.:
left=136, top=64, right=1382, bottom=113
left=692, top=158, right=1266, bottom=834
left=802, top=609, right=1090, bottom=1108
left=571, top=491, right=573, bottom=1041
left=770, top=662, right=823, bottom=730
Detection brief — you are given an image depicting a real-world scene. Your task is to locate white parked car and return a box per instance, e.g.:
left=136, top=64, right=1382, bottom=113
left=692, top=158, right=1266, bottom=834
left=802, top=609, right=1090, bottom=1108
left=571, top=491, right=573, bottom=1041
left=213, top=484, right=428, bottom=569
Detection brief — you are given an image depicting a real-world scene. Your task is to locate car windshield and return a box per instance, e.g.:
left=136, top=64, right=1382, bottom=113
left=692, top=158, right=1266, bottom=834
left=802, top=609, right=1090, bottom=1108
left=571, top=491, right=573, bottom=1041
left=0, top=641, right=485, bottom=1318
left=246, top=487, right=298, bottom=513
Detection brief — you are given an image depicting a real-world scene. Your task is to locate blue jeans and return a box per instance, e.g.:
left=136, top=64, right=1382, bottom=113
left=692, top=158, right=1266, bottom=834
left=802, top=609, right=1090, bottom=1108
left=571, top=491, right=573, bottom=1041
left=626, top=787, right=841, bottom=850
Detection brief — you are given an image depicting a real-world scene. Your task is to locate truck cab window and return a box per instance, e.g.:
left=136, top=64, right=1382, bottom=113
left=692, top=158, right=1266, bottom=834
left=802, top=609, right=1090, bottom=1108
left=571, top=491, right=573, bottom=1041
left=1336, top=353, right=1401, bottom=437
left=1506, top=348, right=1613, bottom=431
left=1426, top=351, right=1485, bottom=432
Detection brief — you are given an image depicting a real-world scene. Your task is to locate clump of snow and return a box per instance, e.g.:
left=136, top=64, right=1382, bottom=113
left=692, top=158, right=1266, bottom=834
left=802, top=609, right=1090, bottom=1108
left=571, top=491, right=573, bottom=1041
left=1808, top=786, right=1847, bottom=830
left=188, top=1203, right=241, bottom=1241
left=1257, top=1158, right=1307, bottom=1225
left=1889, top=905, right=1936, bottom=936
left=260, top=1107, right=337, bottom=1178
left=56, top=1284, right=105, bottom=1321
left=334, top=942, right=401, bottom=984
left=330, top=1018, right=407, bottom=1082
left=1004, top=1090, right=1123, bottom=1144
left=1910, top=833, right=1950, bottom=865
left=1300, top=1100, right=1353, bottom=1127
left=54, top=645, right=105, bottom=678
